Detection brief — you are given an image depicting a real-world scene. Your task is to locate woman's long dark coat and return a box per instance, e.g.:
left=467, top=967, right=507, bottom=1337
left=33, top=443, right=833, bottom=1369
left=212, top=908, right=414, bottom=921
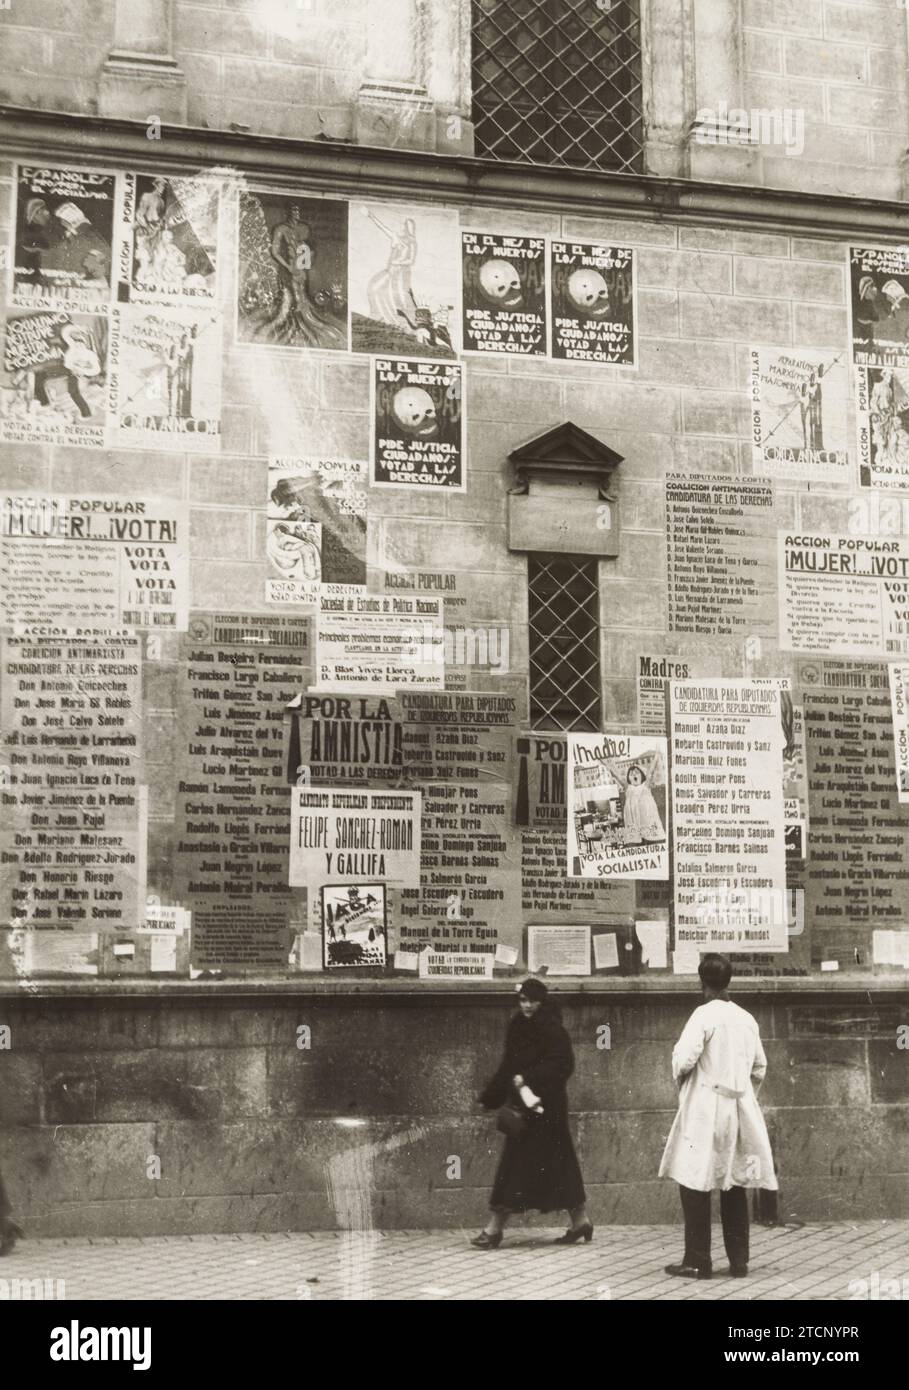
left=480, top=1001, right=586, bottom=1213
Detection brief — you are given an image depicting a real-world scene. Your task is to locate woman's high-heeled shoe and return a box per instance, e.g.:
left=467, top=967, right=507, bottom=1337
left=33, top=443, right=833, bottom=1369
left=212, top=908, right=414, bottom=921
left=554, top=1222, right=593, bottom=1245
left=470, top=1230, right=503, bottom=1249
left=0, top=1222, right=24, bottom=1257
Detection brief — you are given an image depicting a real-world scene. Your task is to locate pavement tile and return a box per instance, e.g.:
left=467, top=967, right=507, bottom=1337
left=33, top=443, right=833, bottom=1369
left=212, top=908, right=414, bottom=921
left=0, top=1220, right=905, bottom=1300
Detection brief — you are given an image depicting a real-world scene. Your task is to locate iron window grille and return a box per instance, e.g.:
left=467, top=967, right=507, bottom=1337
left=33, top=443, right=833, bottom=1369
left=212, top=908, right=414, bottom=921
left=528, top=553, right=601, bottom=731
left=471, top=0, right=644, bottom=174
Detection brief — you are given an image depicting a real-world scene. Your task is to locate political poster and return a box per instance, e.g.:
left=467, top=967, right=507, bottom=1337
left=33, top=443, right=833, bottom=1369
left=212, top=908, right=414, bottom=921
left=461, top=231, right=547, bottom=355
left=749, top=347, right=849, bottom=479
left=109, top=304, right=222, bottom=450
left=670, top=679, right=788, bottom=953
left=856, top=365, right=909, bottom=492
left=314, top=590, right=444, bottom=693
left=236, top=190, right=348, bottom=350
left=779, top=532, right=909, bottom=658
left=266, top=456, right=367, bottom=605
left=0, top=308, right=108, bottom=447
left=848, top=245, right=909, bottom=369
left=1, top=492, right=190, bottom=630
left=371, top=357, right=464, bottom=490
left=290, top=787, right=421, bottom=887
left=349, top=201, right=459, bottom=358
left=11, top=163, right=116, bottom=309
left=567, top=733, right=669, bottom=880
left=549, top=241, right=636, bottom=366
left=321, top=884, right=387, bottom=969
left=119, top=171, right=220, bottom=306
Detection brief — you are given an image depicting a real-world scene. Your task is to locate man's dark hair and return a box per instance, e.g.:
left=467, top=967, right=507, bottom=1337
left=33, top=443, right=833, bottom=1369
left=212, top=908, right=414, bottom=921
left=698, top=953, right=732, bottom=991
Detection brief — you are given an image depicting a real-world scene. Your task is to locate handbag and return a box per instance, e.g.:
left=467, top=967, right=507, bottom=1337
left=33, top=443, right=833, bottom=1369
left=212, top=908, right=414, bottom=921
left=496, top=1102, right=528, bottom=1140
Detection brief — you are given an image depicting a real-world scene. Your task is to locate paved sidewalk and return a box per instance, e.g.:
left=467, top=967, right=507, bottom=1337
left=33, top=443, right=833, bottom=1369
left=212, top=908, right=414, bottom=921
left=0, top=1220, right=906, bottom=1300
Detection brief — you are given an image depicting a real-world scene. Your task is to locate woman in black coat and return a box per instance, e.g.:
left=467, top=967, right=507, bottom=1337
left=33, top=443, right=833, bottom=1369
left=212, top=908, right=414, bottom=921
left=472, top=977, right=591, bottom=1248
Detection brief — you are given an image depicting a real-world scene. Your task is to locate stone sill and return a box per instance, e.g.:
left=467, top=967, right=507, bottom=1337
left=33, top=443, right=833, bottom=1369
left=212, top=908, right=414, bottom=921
left=0, top=104, right=907, bottom=238
left=0, top=974, right=906, bottom=1004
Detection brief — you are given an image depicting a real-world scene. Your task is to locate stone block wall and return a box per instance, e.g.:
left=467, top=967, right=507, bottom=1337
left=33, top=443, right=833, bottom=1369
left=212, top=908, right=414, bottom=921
left=0, top=989, right=905, bottom=1235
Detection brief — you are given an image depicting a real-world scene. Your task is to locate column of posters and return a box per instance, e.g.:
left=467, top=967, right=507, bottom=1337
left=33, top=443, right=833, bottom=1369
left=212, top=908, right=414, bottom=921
left=666, top=474, right=776, bottom=636
left=670, top=679, right=787, bottom=952
left=397, top=689, right=521, bottom=967
left=0, top=629, right=145, bottom=934
left=173, top=613, right=311, bottom=968
left=801, top=658, right=909, bottom=966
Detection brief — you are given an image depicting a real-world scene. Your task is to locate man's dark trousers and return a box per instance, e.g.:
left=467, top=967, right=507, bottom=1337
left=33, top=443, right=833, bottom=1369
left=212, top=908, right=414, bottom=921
left=679, top=1184, right=749, bottom=1271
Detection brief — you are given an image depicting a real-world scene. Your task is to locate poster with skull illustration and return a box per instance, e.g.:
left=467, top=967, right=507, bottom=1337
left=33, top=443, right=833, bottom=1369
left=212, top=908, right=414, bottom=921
left=348, top=201, right=460, bottom=359
left=371, top=356, right=465, bottom=490
left=549, top=241, right=637, bottom=367
left=461, top=231, right=547, bottom=356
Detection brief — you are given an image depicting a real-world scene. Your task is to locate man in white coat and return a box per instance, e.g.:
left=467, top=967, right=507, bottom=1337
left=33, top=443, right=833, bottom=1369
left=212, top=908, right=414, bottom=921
left=658, top=954, right=777, bottom=1279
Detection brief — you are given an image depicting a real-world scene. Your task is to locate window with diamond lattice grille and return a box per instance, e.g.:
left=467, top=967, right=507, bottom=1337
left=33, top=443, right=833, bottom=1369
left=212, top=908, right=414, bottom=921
left=471, top=0, right=643, bottom=173
left=528, top=554, right=601, bottom=731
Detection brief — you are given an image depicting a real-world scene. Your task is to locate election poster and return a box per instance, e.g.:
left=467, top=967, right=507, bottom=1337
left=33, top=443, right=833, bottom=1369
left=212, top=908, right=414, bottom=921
left=749, top=347, right=849, bottom=479
left=285, top=692, right=406, bottom=787
left=779, top=532, right=909, bottom=658
left=526, top=924, right=591, bottom=976
left=321, top=884, right=387, bottom=969
left=418, top=949, right=493, bottom=980
left=349, top=201, right=459, bottom=358
left=856, top=365, right=909, bottom=492
left=636, top=652, right=718, bottom=735
left=371, top=357, right=464, bottom=490
left=11, top=163, right=116, bottom=310
left=670, top=679, right=788, bottom=952
left=848, top=245, right=909, bottom=369
left=567, top=733, right=669, bottom=881
left=0, top=308, right=108, bottom=448
left=290, top=787, right=421, bottom=887
left=118, top=172, right=220, bottom=306
left=888, top=662, right=909, bottom=803
left=514, top=732, right=635, bottom=921
left=461, top=231, right=547, bottom=355
left=266, top=456, right=367, bottom=605
left=666, top=475, right=776, bottom=637
left=236, top=190, right=348, bottom=350
left=800, top=658, right=909, bottom=968
left=109, top=304, right=222, bottom=450
left=173, top=612, right=311, bottom=969
left=549, top=241, right=636, bottom=366
left=1, top=492, right=190, bottom=630
left=0, top=629, right=145, bottom=935
left=314, top=590, right=444, bottom=693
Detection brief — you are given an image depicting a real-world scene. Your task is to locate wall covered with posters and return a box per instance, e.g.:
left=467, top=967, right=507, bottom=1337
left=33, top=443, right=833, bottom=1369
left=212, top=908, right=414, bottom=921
left=2, top=152, right=909, bottom=991
left=0, top=119, right=908, bottom=1229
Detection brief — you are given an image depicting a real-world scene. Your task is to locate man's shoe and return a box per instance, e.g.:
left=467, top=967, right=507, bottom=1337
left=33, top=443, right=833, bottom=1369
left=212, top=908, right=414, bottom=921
left=729, top=1265, right=748, bottom=1277
left=664, top=1262, right=712, bottom=1280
